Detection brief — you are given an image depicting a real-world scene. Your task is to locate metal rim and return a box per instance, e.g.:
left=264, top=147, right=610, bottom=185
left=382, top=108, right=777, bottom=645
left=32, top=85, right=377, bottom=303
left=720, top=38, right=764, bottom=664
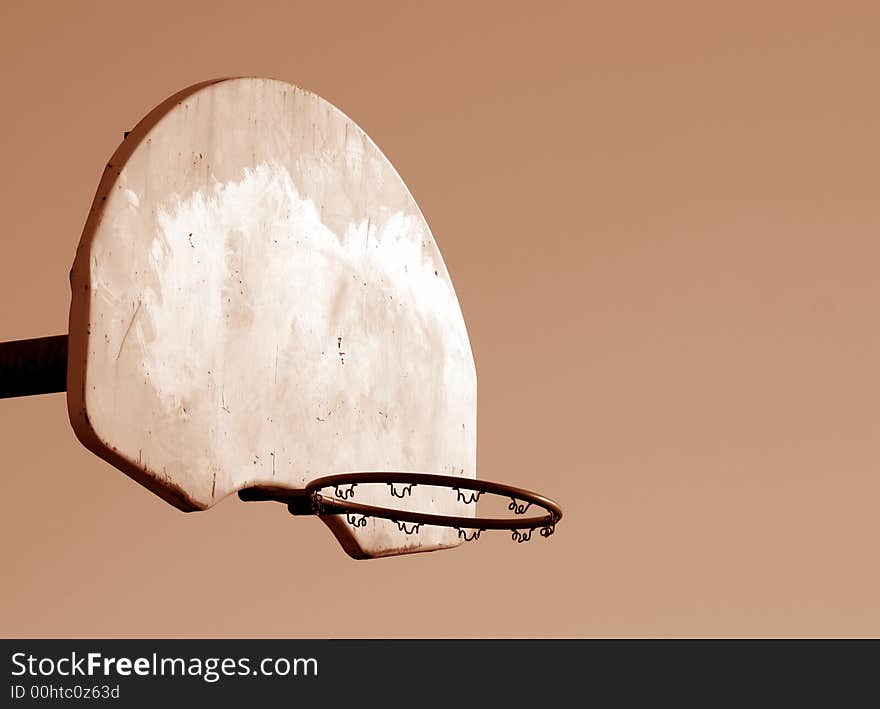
left=302, top=472, right=563, bottom=533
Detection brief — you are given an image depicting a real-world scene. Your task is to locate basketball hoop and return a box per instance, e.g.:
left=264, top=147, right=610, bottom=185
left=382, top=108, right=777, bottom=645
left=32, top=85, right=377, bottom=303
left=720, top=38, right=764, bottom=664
left=241, top=472, right=563, bottom=544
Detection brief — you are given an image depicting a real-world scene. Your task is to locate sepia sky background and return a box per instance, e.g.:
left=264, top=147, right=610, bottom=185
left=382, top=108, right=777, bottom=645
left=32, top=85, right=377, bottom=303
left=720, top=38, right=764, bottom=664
left=2, top=1, right=880, bottom=637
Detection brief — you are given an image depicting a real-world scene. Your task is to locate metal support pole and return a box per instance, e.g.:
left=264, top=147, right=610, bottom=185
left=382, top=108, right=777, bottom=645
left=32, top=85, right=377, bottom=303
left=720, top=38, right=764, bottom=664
left=0, top=335, right=68, bottom=399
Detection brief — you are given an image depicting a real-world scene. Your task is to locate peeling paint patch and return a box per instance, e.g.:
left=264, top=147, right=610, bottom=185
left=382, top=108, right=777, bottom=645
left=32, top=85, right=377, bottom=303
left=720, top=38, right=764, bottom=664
left=140, top=161, right=467, bottom=412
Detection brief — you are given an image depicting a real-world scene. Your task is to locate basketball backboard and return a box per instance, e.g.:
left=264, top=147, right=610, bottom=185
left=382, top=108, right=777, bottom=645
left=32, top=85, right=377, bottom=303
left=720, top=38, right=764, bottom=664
left=66, top=78, right=477, bottom=558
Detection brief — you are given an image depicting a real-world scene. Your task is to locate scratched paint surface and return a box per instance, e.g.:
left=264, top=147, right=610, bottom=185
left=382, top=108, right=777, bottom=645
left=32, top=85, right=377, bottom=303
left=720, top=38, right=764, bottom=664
left=68, top=79, right=476, bottom=558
